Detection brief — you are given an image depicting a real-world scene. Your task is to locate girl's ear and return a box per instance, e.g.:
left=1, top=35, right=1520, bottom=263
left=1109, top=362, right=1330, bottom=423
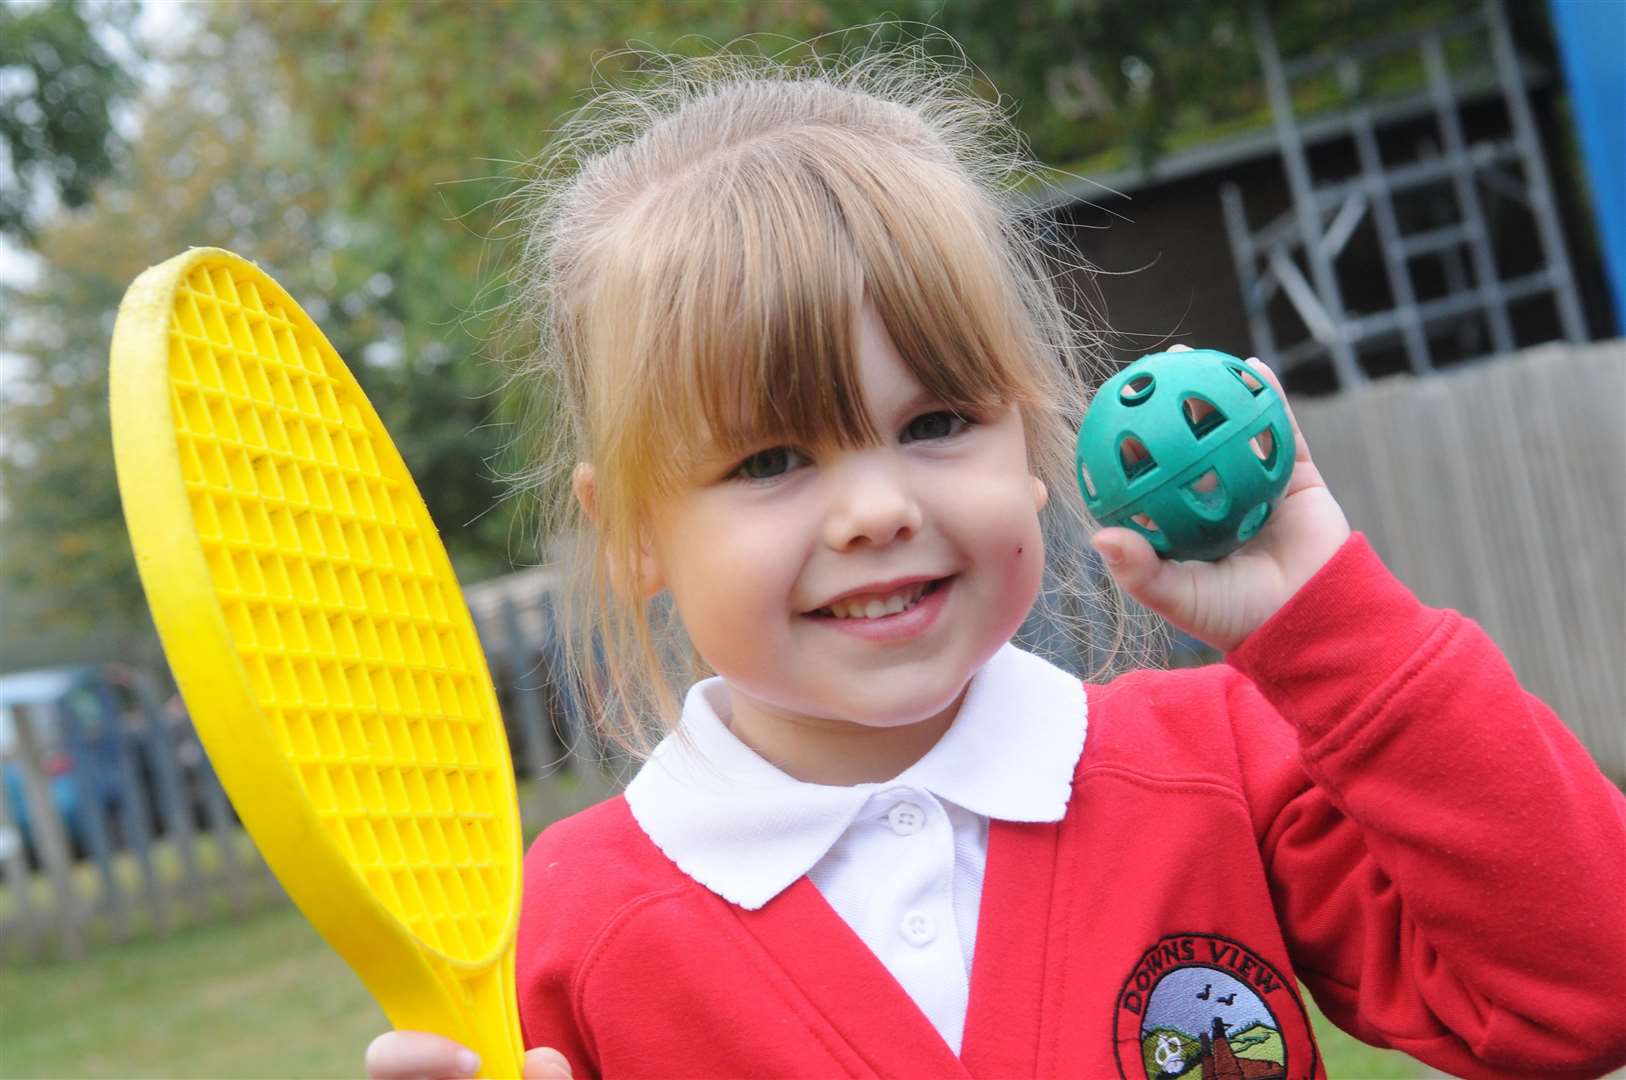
left=573, top=462, right=666, bottom=599
left=1031, top=475, right=1049, bottom=513
left=572, top=462, right=602, bottom=527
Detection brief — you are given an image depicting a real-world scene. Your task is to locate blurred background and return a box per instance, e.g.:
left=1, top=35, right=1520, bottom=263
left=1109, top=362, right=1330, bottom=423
left=1, top=1, right=1621, bottom=1077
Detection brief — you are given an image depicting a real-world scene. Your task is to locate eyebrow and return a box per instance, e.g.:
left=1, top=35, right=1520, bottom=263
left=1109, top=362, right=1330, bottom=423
left=697, top=386, right=959, bottom=468
left=892, top=387, right=948, bottom=418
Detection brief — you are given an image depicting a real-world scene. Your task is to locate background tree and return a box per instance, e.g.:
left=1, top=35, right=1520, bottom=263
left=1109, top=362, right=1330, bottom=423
left=211, top=0, right=895, bottom=565
left=0, top=0, right=1545, bottom=672
left=0, top=0, right=139, bottom=242
left=0, top=20, right=333, bottom=667
left=1, top=2, right=880, bottom=666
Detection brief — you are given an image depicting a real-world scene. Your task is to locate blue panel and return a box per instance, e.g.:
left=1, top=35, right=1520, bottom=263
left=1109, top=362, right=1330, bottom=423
left=1549, top=0, right=1626, bottom=332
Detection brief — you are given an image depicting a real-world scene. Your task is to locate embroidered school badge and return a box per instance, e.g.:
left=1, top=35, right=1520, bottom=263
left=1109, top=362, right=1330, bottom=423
left=1114, top=933, right=1317, bottom=1080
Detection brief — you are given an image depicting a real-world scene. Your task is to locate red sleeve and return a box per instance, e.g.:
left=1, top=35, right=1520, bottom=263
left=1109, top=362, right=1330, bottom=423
left=1225, top=532, right=1626, bottom=1079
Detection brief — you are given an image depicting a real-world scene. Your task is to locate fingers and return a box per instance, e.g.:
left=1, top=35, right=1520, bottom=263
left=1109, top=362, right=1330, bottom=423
left=364, top=1031, right=481, bottom=1080
left=1091, top=525, right=1151, bottom=576
left=524, top=1047, right=574, bottom=1079
left=362, top=1034, right=574, bottom=1080
left=1162, top=349, right=1304, bottom=461
left=1244, top=357, right=1310, bottom=464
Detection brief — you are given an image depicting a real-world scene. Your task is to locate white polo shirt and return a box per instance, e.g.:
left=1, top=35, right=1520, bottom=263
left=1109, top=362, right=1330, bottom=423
left=623, top=642, right=1088, bottom=1053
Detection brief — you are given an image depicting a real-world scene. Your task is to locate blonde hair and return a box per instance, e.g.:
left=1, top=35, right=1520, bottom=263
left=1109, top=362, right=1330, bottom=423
left=495, top=28, right=1165, bottom=760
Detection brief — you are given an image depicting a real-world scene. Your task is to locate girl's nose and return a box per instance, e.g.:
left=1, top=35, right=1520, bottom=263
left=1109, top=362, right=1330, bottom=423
left=820, top=457, right=924, bottom=550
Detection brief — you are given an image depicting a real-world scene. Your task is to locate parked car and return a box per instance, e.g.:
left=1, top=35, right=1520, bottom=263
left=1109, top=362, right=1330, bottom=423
left=100, top=664, right=216, bottom=836
left=0, top=665, right=142, bottom=865
left=0, top=663, right=213, bottom=866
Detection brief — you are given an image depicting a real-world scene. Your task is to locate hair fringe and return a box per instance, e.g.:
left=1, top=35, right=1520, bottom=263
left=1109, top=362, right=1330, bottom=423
left=468, top=23, right=1171, bottom=761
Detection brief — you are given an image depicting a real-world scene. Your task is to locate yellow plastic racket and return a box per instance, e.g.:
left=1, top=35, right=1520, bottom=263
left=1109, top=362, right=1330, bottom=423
left=110, top=247, right=525, bottom=1078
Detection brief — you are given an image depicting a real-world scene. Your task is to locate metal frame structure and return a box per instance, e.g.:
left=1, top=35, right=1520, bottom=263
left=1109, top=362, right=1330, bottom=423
left=1222, top=0, right=1586, bottom=387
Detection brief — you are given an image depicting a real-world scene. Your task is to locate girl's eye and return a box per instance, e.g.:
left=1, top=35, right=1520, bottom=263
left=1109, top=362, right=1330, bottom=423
left=903, top=410, right=971, bottom=442
left=732, top=446, right=806, bottom=483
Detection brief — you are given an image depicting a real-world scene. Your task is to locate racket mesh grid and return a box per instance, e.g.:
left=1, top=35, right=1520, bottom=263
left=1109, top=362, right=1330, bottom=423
left=166, top=262, right=511, bottom=962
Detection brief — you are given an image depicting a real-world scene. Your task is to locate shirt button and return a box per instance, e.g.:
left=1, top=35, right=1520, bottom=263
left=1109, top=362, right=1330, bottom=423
left=887, top=801, right=925, bottom=835
left=900, top=911, right=936, bottom=946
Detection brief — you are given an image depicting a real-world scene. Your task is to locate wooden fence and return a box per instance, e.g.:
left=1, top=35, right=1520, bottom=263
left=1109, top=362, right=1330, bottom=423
left=1291, top=338, right=1625, bottom=784
left=2, top=338, right=1619, bottom=962
left=0, top=669, right=284, bottom=962
left=0, top=610, right=620, bottom=963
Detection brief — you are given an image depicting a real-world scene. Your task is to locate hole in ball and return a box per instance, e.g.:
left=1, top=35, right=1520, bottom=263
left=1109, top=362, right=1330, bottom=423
left=1120, top=436, right=1156, bottom=480
left=1183, top=468, right=1229, bottom=520
left=1250, top=428, right=1277, bottom=468
left=1231, top=364, right=1265, bottom=395
left=1120, top=373, right=1155, bottom=405
left=1183, top=395, right=1226, bottom=438
left=1079, top=463, right=1097, bottom=499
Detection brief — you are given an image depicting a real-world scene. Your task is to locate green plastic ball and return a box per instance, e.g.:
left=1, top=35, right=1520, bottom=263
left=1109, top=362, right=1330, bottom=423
left=1075, top=349, right=1295, bottom=562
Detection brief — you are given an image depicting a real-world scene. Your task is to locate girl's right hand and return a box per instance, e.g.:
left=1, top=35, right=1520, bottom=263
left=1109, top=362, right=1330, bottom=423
left=363, top=1030, right=572, bottom=1080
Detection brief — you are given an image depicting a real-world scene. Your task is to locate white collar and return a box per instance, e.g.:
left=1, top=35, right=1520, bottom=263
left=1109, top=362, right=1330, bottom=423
left=623, top=642, right=1087, bottom=910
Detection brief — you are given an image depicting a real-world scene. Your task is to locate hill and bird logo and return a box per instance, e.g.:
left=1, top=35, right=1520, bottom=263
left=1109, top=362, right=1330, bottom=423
left=1113, top=933, right=1318, bottom=1079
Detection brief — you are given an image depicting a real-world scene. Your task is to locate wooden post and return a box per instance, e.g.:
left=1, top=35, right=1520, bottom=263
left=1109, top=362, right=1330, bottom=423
left=11, top=704, right=84, bottom=958
left=0, top=761, right=41, bottom=960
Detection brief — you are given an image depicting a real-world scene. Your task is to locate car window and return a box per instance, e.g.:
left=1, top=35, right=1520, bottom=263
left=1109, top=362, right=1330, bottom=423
left=62, top=687, right=108, bottom=739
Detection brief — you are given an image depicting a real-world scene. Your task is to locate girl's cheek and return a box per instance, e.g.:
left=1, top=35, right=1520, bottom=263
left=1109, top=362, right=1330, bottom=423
left=1005, top=508, right=1046, bottom=590
left=1011, top=534, right=1044, bottom=589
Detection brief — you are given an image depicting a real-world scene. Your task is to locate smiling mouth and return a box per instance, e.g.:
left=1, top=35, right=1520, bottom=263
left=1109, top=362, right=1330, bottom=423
left=808, top=577, right=951, bottom=620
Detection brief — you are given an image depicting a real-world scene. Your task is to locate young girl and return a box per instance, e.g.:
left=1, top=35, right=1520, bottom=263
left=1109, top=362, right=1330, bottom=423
left=366, top=34, right=1626, bottom=1080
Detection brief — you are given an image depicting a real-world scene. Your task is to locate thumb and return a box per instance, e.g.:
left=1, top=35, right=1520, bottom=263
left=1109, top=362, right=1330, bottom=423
left=363, top=1031, right=482, bottom=1080
left=523, top=1047, right=573, bottom=1079
left=1092, top=527, right=1192, bottom=618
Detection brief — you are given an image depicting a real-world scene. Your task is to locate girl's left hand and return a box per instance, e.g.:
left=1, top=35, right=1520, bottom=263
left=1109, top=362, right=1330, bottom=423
left=363, top=1031, right=572, bottom=1079
left=1090, top=355, right=1351, bottom=653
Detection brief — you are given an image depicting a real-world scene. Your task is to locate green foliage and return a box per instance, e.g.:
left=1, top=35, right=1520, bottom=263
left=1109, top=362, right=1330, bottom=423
left=0, top=22, right=341, bottom=665
left=910, top=0, right=1487, bottom=179
left=0, top=0, right=1520, bottom=667
left=0, top=0, right=139, bottom=241
left=0, top=235, right=138, bottom=666
left=206, top=0, right=897, bottom=569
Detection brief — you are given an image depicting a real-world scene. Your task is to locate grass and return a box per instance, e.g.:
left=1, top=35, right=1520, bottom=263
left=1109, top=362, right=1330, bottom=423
left=1301, top=995, right=1428, bottom=1079
left=0, top=902, right=384, bottom=1079
left=0, top=898, right=1432, bottom=1080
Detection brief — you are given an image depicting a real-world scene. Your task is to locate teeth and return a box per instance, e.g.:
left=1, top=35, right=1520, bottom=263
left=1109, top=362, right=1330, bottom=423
left=821, top=581, right=930, bottom=620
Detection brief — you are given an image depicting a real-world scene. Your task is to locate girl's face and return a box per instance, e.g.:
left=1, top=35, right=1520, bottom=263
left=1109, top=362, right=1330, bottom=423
left=641, top=301, right=1048, bottom=755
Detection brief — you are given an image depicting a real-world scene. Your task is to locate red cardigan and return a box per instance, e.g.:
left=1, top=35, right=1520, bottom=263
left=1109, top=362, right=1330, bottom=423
left=515, top=535, right=1626, bottom=1078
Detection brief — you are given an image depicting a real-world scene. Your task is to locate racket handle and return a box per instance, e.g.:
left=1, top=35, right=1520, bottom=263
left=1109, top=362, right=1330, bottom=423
left=453, top=961, right=526, bottom=1080
left=383, top=954, right=525, bottom=1079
